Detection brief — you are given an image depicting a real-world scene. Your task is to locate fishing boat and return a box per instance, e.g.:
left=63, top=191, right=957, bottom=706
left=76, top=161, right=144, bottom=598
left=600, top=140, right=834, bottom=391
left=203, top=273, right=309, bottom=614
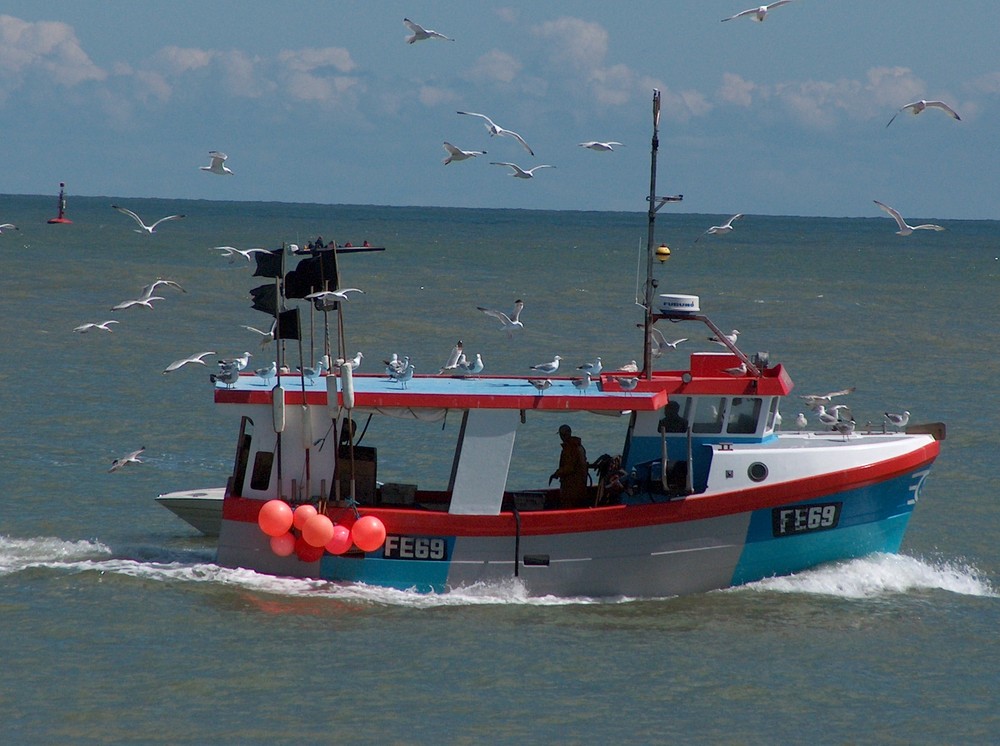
left=198, top=91, right=943, bottom=597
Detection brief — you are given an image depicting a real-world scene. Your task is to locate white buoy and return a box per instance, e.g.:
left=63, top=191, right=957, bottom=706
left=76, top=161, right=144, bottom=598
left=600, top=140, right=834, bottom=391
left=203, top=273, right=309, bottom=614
left=272, top=386, right=286, bottom=433
left=340, top=362, right=355, bottom=410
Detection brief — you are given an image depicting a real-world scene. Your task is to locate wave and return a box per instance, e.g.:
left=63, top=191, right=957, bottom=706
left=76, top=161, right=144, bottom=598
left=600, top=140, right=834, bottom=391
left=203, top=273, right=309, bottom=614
left=4, top=535, right=992, bottom=605
left=742, top=552, right=996, bottom=599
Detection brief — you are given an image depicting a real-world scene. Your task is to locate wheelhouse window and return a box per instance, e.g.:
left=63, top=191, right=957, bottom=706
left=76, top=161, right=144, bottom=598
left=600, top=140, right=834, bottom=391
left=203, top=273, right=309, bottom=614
left=232, top=417, right=254, bottom=496
left=727, top=397, right=762, bottom=434
left=692, top=397, right=726, bottom=434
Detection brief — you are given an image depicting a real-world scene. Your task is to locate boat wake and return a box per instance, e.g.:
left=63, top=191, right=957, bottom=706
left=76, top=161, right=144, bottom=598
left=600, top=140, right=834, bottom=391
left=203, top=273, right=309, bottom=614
left=0, top=534, right=594, bottom=606
left=4, top=536, right=991, bottom=605
left=742, top=553, right=996, bottom=599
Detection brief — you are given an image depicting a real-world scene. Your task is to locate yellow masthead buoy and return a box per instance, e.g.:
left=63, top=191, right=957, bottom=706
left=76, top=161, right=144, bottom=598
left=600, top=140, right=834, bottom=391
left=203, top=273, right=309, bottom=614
left=655, top=243, right=671, bottom=262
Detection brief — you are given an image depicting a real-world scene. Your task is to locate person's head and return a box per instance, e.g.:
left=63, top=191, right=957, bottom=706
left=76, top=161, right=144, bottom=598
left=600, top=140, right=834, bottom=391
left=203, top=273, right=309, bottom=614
left=666, top=401, right=680, bottom=414
left=558, top=424, right=572, bottom=441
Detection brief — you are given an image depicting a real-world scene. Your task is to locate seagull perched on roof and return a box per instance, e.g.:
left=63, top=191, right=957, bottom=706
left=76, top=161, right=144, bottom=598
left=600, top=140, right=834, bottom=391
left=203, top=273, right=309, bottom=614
left=163, top=351, right=216, bottom=374
left=577, top=357, right=603, bottom=376
left=200, top=151, right=233, bottom=175
left=404, top=17, right=454, bottom=43
left=334, top=352, right=362, bottom=371
left=457, top=111, right=534, bottom=155
left=615, top=360, right=639, bottom=373
left=572, top=371, right=591, bottom=394
left=456, top=353, right=484, bottom=377
left=530, top=356, right=562, bottom=375
left=74, top=320, right=119, bottom=333
left=477, top=299, right=524, bottom=337
left=111, top=205, right=185, bottom=234
left=395, top=363, right=415, bottom=389
left=528, top=378, right=552, bottom=393
left=708, top=329, right=740, bottom=347
left=442, top=142, right=486, bottom=165
left=616, top=377, right=639, bottom=392
left=721, top=1, right=795, bottom=23
left=109, top=446, right=145, bottom=473
left=255, top=361, right=277, bottom=384
left=873, top=201, right=945, bottom=236
left=886, top=99, right=961, bottom=127
left=210, top=364, right=240, bottom=388
left=490, top=162, right=554, bottom=179
left=695, top=214, right=743, bottom=242
left=794, top=412, right=808, bottom=429
left=884, top=411, right=911, bottom=430
left=723, top=362, right=748, bottom=376
left=578, top=141, right=624, bottom=151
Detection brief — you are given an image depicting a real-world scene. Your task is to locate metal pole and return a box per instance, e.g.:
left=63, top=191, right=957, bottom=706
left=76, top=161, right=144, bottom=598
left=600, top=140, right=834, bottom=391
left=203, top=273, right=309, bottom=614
left=643, top=90, right=661, bottom=380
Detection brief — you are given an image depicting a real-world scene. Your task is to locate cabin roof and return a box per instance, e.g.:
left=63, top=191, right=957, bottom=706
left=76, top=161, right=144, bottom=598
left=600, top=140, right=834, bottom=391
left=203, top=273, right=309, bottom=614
left=214, top=353, right=792, bottom=410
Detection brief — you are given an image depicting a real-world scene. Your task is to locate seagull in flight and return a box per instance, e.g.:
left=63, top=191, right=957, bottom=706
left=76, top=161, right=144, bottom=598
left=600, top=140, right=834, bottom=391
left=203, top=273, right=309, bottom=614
left=886, top=99, right=961, bottom=127
left=109, top=446, right=145, bottom=473
left=0, top=223, right=18, bottom=233
left=530, top=356, right=562, bottom=375
left=163, top=351, right=217, bottom=374
left=438, top=340, right=464, bottom=374
left=873, top=201, right=945, bottom=236
left=242, top=321, right=276, bottom=347
left=649, top=327, right=687, bottom=358
left=112, top=278, right=184, bottom=311
left=456, top=353, right=484, bottom=377
left=491, top=162, right=554, bottom=179
left=695, top=214, right=743, bottom=241
left=442, top=141, right=486, bottom=165
left=722, top=1, right=795, bottom=23
left=200, top=151, right=233, bottom=175
left=112, top=205, right=185, bottom=234
left=211, top=246, right=271, bottom=263
left=74, top=320, right=119, bottom=333
left=304, top=288, right=365, bottom=302
left=477, top=299, right=524, bottom=337
left=457, top=111, right=534, bottom=155
left=404, top=17, right=454, bottom=43
left=799, top=387, right=855, bottom=409
left=579, top=141, right=624, bottom=151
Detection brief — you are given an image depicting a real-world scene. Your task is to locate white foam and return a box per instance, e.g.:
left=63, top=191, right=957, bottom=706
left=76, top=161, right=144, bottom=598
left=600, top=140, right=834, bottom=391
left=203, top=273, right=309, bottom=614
left=743, top=553, right=996, bottom=599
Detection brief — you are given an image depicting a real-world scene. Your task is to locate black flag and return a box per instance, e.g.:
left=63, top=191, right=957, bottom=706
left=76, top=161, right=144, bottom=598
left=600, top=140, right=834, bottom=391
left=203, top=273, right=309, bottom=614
left=249, top=284, right=278, bottom=315
left=276, top=308, right=301, bottom=341
left=285, top=249, right=339, bottom=299
left=252, top=248, right=285, bottom=279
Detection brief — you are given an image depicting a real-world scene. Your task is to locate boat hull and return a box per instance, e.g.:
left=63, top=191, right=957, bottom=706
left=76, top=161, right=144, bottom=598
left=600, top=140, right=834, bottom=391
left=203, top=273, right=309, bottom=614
left=216, top=452, right=935, bottom=598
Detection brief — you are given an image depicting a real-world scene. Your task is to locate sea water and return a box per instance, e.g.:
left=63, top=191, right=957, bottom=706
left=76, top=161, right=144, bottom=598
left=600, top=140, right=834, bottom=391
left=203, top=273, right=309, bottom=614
left=1, top=194, right=997, bottom=743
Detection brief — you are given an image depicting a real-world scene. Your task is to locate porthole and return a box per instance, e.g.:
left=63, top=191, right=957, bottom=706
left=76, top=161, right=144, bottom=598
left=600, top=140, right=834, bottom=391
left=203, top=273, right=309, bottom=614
left=748, top=462, right=768, bottom=482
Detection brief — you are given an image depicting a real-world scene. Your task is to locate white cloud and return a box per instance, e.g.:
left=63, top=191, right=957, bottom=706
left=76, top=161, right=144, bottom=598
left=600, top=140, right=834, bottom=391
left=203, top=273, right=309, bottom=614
left=718, top=73, right=756, bottom=107
left=532, top=17, right=608, bottom=73
left=0, top=14, right=105, bottom=87
left=418, top=85, right=457, bottom=107
left=466, top=49, right=523, bottom=85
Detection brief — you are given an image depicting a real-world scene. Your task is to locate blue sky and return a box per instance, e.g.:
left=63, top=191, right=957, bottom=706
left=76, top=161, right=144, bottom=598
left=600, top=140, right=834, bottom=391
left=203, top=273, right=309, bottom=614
left=1, top=1, right=997, bottom=219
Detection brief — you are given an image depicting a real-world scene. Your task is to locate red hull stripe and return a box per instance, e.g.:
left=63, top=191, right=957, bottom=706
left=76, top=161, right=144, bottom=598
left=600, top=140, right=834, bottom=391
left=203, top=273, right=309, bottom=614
left=224, top=440, right=938, bottom=537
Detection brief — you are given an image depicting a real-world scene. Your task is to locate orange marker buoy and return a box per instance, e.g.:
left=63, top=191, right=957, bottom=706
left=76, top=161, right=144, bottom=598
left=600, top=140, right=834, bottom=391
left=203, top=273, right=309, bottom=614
left=47, top=182, right=73, bottom=224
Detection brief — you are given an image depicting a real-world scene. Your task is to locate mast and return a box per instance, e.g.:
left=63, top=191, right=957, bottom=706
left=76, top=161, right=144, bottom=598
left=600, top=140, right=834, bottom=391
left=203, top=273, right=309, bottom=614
left=642, top=91, right=661, bottom=379
left=642, top=89, right=682, bottom=379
